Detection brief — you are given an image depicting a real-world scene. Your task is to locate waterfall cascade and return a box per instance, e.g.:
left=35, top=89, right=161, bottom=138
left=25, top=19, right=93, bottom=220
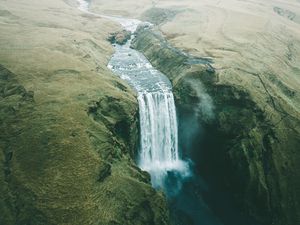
left=138, top=91, right=189, bottom=188
left=77, top=0, right=190, bottom=189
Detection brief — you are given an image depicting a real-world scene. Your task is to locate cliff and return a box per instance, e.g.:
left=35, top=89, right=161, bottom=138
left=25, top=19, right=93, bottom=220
left=130, top=1, right=300, bottom=223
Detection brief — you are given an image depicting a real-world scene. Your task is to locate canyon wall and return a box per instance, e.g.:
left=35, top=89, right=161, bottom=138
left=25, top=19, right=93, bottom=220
left=132, top=22, right=300, bottom=225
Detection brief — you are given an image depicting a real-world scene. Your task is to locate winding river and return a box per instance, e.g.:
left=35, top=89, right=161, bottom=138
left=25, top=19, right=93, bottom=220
left=77, top=0, right=190, bottom=190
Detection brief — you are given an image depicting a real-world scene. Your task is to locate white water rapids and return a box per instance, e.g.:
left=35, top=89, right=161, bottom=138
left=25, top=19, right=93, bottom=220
left=78, top=0, right=191, bottom=189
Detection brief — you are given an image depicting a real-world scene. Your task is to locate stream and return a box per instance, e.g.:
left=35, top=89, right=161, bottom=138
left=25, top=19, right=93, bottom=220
left=77, top=0, right=191, bottom=191
left=76, top=1, right=256, bottom=225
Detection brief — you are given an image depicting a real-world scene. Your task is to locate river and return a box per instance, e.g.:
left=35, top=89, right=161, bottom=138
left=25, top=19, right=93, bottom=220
left=77, top=0, right=191, bottom=191
left=76, top=1, right=253, bottom=225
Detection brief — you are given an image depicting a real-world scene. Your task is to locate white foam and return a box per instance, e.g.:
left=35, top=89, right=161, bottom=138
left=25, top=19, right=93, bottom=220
left=77, top=0, right=191, bottom=190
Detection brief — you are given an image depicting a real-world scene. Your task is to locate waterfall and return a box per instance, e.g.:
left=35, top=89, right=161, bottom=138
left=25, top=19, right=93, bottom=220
left=138, top=92, right=179, bottom=164
left=138, top=91, right=190, bottom=188
left=77, top=0, right=191, bottom=190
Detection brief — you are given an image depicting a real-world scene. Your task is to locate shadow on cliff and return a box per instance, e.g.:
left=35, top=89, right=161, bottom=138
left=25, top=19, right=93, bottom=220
left=166, top=97, right=263, bottom=225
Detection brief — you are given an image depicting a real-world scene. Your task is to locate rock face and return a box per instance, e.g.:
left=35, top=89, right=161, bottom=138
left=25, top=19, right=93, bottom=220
left=108, top=30, right=132, bottom=45
left=0, top=0, right=169, bottom=224
left=132, top=25, right=300, bottom=225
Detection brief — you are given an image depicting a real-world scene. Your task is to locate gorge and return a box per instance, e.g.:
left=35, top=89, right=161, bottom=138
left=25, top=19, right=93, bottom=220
left=78, top=0, right=191, bottom=192
left=0, top=0, right=299, bottom=225
left=77, top=1, right=265, bottom=224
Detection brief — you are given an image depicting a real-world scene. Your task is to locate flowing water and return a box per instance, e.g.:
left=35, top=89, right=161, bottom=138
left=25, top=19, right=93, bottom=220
left=77, top=0, right=190, bottom=190
left=76, top=2, right=262, bottom=225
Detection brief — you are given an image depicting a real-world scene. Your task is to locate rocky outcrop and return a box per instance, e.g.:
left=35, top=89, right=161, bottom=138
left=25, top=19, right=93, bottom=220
left=108, top=30, right=132, bottom=45
left=132, top=26, right=300, bottom=225
left=87, top=94, right=139, bottom=159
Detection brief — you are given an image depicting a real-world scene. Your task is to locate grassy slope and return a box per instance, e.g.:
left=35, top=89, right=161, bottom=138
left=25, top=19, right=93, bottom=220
left=0, top=0, right=169, bottom=224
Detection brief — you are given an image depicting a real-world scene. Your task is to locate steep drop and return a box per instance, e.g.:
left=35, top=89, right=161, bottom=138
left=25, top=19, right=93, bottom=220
left=77, top=0, right=190, bottom=190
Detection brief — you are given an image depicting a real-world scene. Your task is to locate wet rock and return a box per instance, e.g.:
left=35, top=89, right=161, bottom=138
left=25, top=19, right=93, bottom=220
left=108, top=30, right=131, bottom=45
